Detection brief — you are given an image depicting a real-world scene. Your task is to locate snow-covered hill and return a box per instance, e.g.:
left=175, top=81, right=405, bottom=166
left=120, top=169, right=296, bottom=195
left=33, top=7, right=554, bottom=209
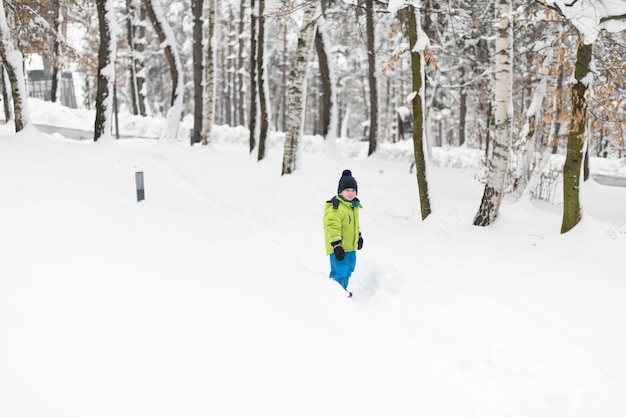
left=1, top=103, right=626, bottom=417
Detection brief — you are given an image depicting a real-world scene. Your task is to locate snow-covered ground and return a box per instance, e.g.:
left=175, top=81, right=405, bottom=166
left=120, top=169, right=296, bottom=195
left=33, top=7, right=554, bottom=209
left=1, top=99, right=626, bottom=417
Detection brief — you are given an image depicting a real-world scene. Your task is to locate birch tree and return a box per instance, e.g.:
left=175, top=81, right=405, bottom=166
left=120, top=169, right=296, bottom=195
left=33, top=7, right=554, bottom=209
left=0, top=1, right=30, bottom=132
left=521, top=42, right=560, bottom=201
left=142, top=0, right=183, bottom=141
left=94, top=0, right=116, bottom=141
left=281, top=0, right=319, bottom=176
left=473, top=0, right=513, bottom=226
left=201, top=0, right=216, bottom=145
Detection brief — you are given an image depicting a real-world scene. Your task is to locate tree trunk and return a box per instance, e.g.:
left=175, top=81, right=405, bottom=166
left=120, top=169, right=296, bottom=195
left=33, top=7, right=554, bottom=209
left=0, top=2, right=29, bottom=132
left=365, top=0, right=378, bottom=156
left=126, top=0, right=138, bottom=115
left=473, top=0, right=513, bottom=226
left=142, top=0, right=183, bottom=141
left=201, top=0, right=215, bottom=145
left=237, top=0, right=246, bottom=126
left=256, top=0, right=269, bottom=160
left=281, top=0, right=318, bottom=176
left=459, top=67, right=466, bottom=146
left=191, top=0, right=203, bottom=144
left=50, top=0, right=61, bottom=103
left=94, top=0, right=116, bottom=141
left=315, top=27, right=331, bottom=137
left=126, top=0, right=147, bottom=116
left=317, top=16, right=338, bottom=142
left=522, top=46, right=557, bottom=201
left=0, top=67, right=11, bottom=122
left=561, top=41, right=592, bottom=234
left=407, top=5, right=431, bottom=220
left=277, top=23, right=289, bottom=132
left=249, top=0, right=258, bottom=153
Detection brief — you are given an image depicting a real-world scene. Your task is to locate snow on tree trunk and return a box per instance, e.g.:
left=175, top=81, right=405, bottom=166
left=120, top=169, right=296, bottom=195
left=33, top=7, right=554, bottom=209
left=561, top=40, right=592, bottom=234
left=94, top=0, right=117, bottom=142
left=521, top=44, right=557, bottom=201
left=407, top=4, right=431, bottom=220
left=143, top=0, right=183, bottom=141
left=127, top=0, right=148, bottom=116
left=281, top=0, right=319, bottom=176
left=201, top=0, right=215, bottom=145
left=0, top=68, right=10, bottom=121
left=0, top=1, right=29, bottom=132
left=539, top=0, right=626, bottom=232
left=473, top=0, right=513, bottom=226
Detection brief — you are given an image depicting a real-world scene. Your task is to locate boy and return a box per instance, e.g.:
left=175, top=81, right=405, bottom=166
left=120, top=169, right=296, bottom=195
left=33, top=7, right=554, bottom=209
left=323, top=169, right=363, bottom=297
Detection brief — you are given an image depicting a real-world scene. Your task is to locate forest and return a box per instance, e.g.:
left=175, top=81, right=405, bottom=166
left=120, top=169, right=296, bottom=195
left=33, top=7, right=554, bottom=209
left=1, top=0, right=625, bottom=233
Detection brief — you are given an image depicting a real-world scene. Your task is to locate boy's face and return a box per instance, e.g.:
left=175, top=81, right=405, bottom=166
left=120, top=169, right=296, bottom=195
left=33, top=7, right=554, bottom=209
left=340, top=188, right=357, bottom=201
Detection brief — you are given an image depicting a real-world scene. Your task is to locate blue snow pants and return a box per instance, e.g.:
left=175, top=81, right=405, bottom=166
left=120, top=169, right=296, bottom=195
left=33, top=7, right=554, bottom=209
left=329, top=251, right=357, bottom=290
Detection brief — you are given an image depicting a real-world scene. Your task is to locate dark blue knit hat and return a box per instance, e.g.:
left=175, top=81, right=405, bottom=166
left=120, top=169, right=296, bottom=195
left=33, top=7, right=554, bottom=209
left=337, top=169, right=358, bottom=194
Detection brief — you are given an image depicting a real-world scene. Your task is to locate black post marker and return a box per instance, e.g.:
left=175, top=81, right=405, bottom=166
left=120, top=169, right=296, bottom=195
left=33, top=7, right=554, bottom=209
left=135, top=171, right=145, bottom=202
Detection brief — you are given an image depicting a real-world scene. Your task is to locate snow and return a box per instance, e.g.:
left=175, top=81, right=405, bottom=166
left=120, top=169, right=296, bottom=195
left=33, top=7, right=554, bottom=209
left=546, top=0, right=626, bottom=44
left=2, top=100, right=626, bottom=417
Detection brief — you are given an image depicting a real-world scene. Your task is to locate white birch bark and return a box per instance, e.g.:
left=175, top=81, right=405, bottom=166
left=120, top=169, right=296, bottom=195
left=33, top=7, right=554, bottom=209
left=473, top=0, right=513, bottom=226
left=0, top=0, right=30, bottom=131
left=521, top=45, right=557, bottom=201
left=281, top=0, right=319, bottom=175
left=146, top=0, right=183, bottom=141
left=202, top=0, right=215, bottom=144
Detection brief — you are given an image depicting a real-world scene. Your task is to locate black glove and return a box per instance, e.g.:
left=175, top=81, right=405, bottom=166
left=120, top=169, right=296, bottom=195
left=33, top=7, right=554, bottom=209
left=358, top=233, right=363, bottom=250
left=331, top=241, right=345, bottom=261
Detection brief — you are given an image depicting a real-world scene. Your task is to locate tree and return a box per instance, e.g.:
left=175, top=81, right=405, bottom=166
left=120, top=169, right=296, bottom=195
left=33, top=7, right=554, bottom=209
left=0, top=67, right=10, bottom=121
left=142, top=0, right=183, bottom=141
left=473, top=0, right=513, bottom=226
left=249, top=0, right=258, bottom=153
left=94, top=0, right=116, bottom=141
left=191, top=0, right=203, bottom=144
left=364, top=0, right=378, bottom=156
left=314, top=27, right=331, bottom=137
left=539, top=0, right=626, bottom=232
left=202, top=0, right=216, bottom=145
left=0, top=0, right=30, bottom=132
left=256, top=0, right=269, bottom=161
left=406, top=4, right=431, bottom=220
left=315, top=15, right=338, bottom=142
left=126, top=0, right=148, bottom=116
left=561, top=39, right=591, bottom=233
left=237, top=0, right=246, bottom=127
left=281, top=0, right=319, bottom=176
left=49, top=0, right=61, bottom=103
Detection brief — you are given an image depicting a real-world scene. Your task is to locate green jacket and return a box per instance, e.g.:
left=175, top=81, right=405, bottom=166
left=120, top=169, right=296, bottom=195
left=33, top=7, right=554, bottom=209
left=323, top=196, right=362, bottom=255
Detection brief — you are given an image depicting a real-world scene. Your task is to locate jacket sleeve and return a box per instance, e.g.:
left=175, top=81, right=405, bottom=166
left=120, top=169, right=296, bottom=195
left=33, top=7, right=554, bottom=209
left=324, top=205, right=343, bottom=244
